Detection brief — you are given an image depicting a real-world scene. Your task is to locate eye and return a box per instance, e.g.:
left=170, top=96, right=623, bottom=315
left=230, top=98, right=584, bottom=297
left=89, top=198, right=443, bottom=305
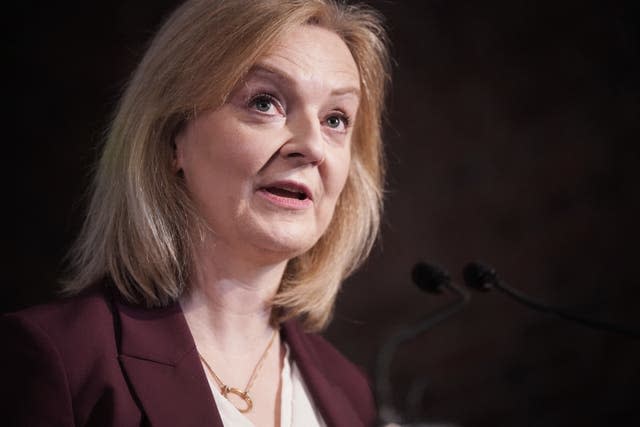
left=325, top=113, right=350, bottom=131
left=253, top=97, right=272, bottom=112
left=248, top=93, right=280, bottom=114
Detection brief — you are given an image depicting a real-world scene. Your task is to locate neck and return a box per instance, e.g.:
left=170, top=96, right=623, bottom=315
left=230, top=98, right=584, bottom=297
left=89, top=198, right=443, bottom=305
left=180, top=236, right=288, bottom=353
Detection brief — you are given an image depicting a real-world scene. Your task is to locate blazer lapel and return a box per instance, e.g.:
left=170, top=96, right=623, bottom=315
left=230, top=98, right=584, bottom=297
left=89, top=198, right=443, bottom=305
left=282, top=320, right=366, bottom=427
left=113, top=299, right=223, bottom=427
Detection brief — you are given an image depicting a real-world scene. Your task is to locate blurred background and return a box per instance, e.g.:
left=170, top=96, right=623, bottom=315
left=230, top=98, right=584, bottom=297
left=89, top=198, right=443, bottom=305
left=6, top=0, right=639, bottom=426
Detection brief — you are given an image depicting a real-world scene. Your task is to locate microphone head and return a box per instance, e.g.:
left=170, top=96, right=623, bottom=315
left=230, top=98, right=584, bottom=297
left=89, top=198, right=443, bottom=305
left=412, top=262, right=451, bottom=294
left=462, top=261, right=498, bottom=292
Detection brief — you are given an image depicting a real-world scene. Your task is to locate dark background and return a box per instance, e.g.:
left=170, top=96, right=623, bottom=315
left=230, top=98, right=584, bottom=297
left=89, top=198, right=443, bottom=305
left=6, top=1, right=640, bottom=426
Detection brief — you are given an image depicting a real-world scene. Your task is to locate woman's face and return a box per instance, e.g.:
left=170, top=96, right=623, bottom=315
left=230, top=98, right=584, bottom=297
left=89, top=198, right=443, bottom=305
left=175, top=25, right=360, bottom=264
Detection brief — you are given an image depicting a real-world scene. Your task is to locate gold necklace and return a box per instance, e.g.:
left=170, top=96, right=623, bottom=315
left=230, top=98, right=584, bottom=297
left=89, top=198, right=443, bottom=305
left=198, top=328, right=278, bottom=413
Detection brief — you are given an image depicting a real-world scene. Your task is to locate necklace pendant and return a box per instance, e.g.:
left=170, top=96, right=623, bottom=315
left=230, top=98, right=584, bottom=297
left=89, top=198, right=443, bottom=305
left=221, top=386, right=253, bottom=413
left=199, top=328, right=277, bottom=415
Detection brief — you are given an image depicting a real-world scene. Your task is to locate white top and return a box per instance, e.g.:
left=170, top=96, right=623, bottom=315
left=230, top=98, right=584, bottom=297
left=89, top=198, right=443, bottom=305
left=207, top=344, right=326, bottom=427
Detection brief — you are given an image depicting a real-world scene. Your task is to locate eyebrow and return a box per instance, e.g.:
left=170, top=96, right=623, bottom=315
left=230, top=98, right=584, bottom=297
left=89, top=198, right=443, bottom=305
left=245, top=63, right=361, bottom=98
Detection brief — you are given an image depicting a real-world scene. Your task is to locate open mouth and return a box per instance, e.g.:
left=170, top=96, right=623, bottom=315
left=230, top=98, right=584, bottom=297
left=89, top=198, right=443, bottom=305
left=263, top=186, right=309, bottom=200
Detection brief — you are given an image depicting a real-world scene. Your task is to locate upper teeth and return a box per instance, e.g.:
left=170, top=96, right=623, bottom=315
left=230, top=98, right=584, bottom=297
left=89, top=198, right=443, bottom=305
left=279, top=186, right=303, bottom=194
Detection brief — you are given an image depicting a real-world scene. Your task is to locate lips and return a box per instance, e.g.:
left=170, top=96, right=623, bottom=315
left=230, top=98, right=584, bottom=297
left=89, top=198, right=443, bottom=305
left=264, top=186, right=308, bottom=200
left=258, top=180, right=313, bottom=201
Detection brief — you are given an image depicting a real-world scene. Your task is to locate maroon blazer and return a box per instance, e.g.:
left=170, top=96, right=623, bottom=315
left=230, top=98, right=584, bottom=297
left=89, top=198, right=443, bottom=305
left=2, top=290, right=376, bottom=427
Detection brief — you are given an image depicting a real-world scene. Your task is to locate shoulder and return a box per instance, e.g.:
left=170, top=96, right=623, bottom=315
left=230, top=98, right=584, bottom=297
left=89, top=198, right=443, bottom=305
left=2, top=290, right=141, bottom=426
left=3, top=290, right=117, bottom=358
left=2, top=289, right=119, bottom=385
left=4, top=288, right=114, bottom=326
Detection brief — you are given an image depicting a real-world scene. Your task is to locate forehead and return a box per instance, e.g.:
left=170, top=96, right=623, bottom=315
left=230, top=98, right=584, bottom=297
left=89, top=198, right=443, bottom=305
left=249, top=25, right=361, bottom=97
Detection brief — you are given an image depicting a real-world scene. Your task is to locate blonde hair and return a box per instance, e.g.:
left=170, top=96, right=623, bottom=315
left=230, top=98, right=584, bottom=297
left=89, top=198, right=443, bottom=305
left=64, top=0, right=390, bottom=331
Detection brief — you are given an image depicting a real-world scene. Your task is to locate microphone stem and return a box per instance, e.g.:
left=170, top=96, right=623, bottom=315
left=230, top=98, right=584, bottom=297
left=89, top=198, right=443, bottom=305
left=376, top=284, right=470, bottom=423
left=494, top=280, right=640, bottom=339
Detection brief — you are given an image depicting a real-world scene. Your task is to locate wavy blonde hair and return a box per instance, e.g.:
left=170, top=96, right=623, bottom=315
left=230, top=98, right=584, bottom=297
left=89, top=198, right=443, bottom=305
left=64, top=0, right=390, bottom=331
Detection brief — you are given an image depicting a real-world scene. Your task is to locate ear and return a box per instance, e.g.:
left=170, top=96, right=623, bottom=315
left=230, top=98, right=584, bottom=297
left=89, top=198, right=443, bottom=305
left=172, top=112, right=196, bottom=175
left=171, top=140, right=181, bottom=173
left=172, top=126, right=186, bottom=174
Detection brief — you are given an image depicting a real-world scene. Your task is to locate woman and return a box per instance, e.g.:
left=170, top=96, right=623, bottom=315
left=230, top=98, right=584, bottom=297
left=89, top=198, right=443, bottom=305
left=3, top=0, right=390, bottom=426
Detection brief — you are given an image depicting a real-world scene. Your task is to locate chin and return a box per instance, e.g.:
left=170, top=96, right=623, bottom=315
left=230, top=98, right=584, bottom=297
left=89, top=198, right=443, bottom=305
left=234, top=208, right=333, bottom=263
left=251, top=225, right=323, bottom=261
left=263, top=235, right=318, bottom=259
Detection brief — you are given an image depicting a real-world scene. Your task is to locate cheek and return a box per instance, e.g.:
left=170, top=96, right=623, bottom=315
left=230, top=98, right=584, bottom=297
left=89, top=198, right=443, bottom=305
left=328, top=151, right=352, bottom=198
left=209, top=122, right=282, bottom=175
left=179, top=124, right=265, bottom=183
left=200, top=129, right=248, bottom=170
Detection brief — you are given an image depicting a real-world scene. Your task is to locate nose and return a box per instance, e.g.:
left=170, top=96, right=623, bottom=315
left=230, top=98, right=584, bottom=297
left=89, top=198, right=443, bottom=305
left=280, top=110, right=325, bottom=166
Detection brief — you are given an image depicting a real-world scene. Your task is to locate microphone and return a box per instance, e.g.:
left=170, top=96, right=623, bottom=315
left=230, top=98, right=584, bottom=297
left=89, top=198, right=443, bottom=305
left=376, top=262, right=470, bottom=425
left=412, top=261, right=452, bottom=294
left=462, top=261, right=640, bottom=340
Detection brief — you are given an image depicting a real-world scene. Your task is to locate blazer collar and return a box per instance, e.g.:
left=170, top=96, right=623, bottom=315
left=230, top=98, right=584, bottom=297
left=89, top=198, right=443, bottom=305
left=282, top=320, right=367, bottom=427
left=113, top=298, right=223, bottom=427
left=113, top=296, right=364, bottom=427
